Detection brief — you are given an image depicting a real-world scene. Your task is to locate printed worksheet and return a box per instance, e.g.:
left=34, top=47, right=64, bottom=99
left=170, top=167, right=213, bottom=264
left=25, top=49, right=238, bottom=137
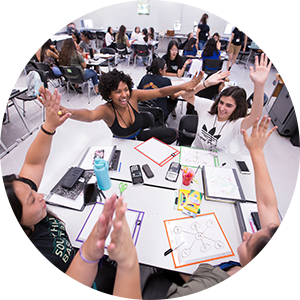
left=164, top=213, right=234, bottom=268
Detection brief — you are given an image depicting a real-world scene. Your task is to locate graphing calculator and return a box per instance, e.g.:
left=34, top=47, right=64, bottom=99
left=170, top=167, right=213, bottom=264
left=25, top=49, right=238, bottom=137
left=130, top=165, right=144, bottom=185
left=165, top=162, right=181, bottom=182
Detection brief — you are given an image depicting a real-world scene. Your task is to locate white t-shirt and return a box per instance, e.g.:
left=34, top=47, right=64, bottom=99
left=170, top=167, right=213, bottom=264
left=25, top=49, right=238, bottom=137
left=192, top=97, right=243, bottom=152
left=105, top=32, right=114, bottom=47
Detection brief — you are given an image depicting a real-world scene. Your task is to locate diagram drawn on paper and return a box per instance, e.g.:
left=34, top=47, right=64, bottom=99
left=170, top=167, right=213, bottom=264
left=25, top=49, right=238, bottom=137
left=179, top=147, right=218, bottom=168
left=164, top=213, right=234, bottom=268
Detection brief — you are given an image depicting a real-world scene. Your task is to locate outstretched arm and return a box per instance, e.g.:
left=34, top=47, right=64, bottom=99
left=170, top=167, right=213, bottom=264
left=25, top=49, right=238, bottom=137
left=66, top=194, right=117, bottom=287
left=19, top=88, right=70, bottom=188
left=241, top=53, right=272, bottom=131
left=107, top=197, right=142, bottom=299
left=181, top=70, right=230, bottom=105
left=242, top=116, right=280, bottom=228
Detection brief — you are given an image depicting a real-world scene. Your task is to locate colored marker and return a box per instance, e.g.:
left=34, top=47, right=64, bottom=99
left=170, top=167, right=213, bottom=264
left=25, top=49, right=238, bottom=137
left=164, top=241, right=184, bottom=256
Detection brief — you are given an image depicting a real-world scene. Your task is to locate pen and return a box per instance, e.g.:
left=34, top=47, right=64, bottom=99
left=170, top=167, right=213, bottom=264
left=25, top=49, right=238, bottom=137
left=164, top=241, right=184, bottom=256
left=219, top=162, right=226, bottom=168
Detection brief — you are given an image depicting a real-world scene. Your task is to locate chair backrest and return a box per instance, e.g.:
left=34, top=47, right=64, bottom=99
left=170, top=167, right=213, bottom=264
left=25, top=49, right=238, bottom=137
left=34, top=62, right=57, bottom=79
left=202, top=59, right=223, bottom=75
left=177, top=114, right=199, bottom=146
left=138, top=104, right=164, bottom=127
left=59, top=66, right=86, bottom=84
left=115, top=43, right=127, bottom=54
left=140, top=111, right=155, bottom=129
left=100, top=48, right=116, bottom=55
left=246, top=92, right=268, bottom=108
left=135, top=44, right=149, bottom=56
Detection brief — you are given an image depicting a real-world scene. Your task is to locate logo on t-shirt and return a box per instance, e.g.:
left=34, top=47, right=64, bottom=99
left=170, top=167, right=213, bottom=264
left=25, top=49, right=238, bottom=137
left=200, top=124, right=221, bottom=150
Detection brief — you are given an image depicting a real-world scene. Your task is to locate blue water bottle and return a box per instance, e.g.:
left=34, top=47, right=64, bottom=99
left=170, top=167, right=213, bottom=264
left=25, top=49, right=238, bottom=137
left=93, top=157, right=111, bottom=191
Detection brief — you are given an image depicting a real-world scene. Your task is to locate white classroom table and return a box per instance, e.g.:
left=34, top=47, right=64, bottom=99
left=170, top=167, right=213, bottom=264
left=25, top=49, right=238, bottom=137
left=46, top=135, right=256, bottom=274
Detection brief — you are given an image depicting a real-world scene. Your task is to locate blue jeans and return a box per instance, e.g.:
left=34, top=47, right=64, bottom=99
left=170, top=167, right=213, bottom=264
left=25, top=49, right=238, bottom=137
left=84, top=69, right=99, bottom=86
left=198, top=40, right=206, bottom=50
left=52, top=66, right=62, bottom=76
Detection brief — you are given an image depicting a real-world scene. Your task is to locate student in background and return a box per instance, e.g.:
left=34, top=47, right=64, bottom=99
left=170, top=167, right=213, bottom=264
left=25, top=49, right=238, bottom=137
left=40, top=39, right=62, bottom=76
left=212, top=32, right=221, bottom=50
left=105, top=26, right=115, bottom=48
left=44, top=69, right=203, bottom=144
left=227, top=27, right=248, bottom=71
left=59, top=38, right=99, bottom=93
left=79, top=30, right=97, bottom=53
left=196, top=13, right=210, bottom=50
left=72, top=30, right=82, bottom=53
left=115, top=25, right=136, bottom=48
left=137, top=58, right=182, bottom=121
left=183, top=37, right=197, bottom=57
left=162, top=40, right=191, bottom=78
left=131, top=26, right=141, bottom=40
left=201, top=38, right=221, bottom=71
left=148, top=27, right=158, bottom=41
left=3, top=88, right=142, bottom=298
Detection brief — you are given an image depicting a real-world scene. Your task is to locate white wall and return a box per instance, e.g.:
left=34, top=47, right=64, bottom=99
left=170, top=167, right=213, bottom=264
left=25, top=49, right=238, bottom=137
left=61, top=0, right=230, bottom=37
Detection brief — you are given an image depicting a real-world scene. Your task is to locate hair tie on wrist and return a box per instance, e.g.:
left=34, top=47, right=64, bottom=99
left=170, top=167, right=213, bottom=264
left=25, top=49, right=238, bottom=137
left=40, top=124, right=56, bottom=135
left=203, top=80, right=207, bottom=88
left=79, top=244, right=100, bottom=264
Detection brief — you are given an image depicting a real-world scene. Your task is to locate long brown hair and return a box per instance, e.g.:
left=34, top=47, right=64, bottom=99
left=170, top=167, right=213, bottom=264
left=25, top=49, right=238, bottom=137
left=58, top=38, right=77, bottom=66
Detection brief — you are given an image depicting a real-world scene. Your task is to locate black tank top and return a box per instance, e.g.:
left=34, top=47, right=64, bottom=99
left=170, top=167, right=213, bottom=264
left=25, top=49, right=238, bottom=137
left=109, top=101, right=143, bottom=139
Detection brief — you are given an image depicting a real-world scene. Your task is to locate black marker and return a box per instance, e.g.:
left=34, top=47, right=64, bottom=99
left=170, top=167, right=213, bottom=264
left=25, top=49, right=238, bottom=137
left=164, top=241, right=184, bottom=256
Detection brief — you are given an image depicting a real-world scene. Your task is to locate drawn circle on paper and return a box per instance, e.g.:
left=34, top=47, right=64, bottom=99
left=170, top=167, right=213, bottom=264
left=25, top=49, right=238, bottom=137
left=191, top=222, right=200, bottom=230
left=195, top=232, right=205, bottom=240
left=173, top=226, right=182, bottom=234
left=214, top=240, right=224, bottom=250
left=181, top=248, right=191, bottom=258
left=207, top=219, right=216, bottom=228
left=200, top=244, right=211, bottom=252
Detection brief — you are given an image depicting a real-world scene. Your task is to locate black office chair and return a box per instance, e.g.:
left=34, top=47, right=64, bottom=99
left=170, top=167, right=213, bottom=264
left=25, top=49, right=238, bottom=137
left=134, top=44, right=151, bottom=68
left=59, top=66, right=97, bottom=103
left=177, top=114, right=199, bottom=146
left=202, top=59, right=223, bottom=75
left=114, top=43, right=131, bottom=67
left=96, top=31, right=105, bottom=48
left=140, top=111, right=155, bottom=130
left=100, top=47, right=116, bottom=70
left=138, top=103, right=165, bottom=128
left=32, top=61, right=62, bottom=88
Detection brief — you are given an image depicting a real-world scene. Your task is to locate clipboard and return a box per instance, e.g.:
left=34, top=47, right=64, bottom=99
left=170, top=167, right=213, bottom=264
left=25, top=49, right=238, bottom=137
left=202, top=165, right=246, bottom=203
left=134, top=137, right=180, bottom=167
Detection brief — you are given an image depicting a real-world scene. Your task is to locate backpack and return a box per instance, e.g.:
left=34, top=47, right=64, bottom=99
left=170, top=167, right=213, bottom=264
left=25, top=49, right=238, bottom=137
left=26, top=70, right=44, bottom=97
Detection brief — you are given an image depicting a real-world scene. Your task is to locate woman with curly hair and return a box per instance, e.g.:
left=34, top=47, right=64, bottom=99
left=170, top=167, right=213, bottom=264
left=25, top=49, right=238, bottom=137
left=59, top=38, right=99, bottom=93
left=40, top=69, right=203, bottom=144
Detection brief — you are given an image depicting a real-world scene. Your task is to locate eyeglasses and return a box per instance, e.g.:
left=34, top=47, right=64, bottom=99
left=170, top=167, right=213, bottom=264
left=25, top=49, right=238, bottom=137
left=170, top=48, right=178, bottom=53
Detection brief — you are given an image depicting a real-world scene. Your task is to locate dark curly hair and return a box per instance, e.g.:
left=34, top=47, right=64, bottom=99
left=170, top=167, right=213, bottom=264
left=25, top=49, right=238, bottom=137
left=208, top=86, right=248, bottom=121
left=99, top=69, right=134, bottom=101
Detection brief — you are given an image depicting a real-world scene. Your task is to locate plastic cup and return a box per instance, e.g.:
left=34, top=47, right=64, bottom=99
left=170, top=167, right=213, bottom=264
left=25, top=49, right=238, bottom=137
left=182, top=169, right=194, bottom=186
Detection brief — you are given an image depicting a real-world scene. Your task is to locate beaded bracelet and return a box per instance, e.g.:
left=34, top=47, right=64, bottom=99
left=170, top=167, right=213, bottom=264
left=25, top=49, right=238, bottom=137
left=40, top=124, right=56, bottom=136
left=79, top=244, right=100, bottom=264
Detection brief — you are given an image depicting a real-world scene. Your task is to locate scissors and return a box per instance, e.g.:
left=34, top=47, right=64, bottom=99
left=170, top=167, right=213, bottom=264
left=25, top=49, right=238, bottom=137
left=119, top=182, right=128, bottom=196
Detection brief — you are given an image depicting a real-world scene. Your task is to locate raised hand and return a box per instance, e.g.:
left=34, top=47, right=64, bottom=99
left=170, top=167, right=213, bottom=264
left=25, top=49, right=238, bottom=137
left=242, top=115, right=277, bottom=154
left=205, top=70, right=230, bottom=87
left=249, top=53, right=272, bottom=86
left=81, top=194, right=117, bottom=262
left=183, top=71, right=205, bottom=91
left=38, top=87, right=70, bottom=131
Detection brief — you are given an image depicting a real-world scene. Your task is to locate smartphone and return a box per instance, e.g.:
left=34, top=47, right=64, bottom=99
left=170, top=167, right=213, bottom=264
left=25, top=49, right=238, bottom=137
left=165, top=162, right=181, bottom=182
left=130, top=165, right=144, bottom=185
left=235, top=160, right=251, bottom=174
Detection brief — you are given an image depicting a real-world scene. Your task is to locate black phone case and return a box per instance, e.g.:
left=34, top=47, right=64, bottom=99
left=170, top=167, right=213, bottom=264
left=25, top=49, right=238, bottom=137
left=61, top=167, right=85, bottom=189
left=142, top=164, right=154, bottom=178
left=130, top=165, right=144, bottom=184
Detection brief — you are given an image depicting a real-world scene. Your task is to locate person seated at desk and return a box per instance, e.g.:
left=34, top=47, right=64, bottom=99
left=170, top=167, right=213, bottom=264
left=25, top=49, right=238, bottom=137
left=40, top=39, right=62, bottom=76
left=181, top=53, right=271, bottom=153
left=201, top=37, right=221, bottom=70
left=46, top=68, right=203, bottom=144
left=142, top=116, right=280, bottom=299
left=162, top=40, right=191, bottom=78
left=137, top=58, right=182, bottom=122
left=183, top=37, right=197, bottom=57
left=59, top=38, right=99, bottom=94
left=212, top=32, right=221, bottom=51
left=105, top=26, right=115, bottom=48
left=135, top=28, right=151, bottom=65
left=131, top=26, right=141, bottom=40
left=72, top=30, right=82, bottom=53
left=3, top=88, right=141, bottom=298
left=79, top=30, right=97, bottom=54
left=115, top=25, right=136, bottom=56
